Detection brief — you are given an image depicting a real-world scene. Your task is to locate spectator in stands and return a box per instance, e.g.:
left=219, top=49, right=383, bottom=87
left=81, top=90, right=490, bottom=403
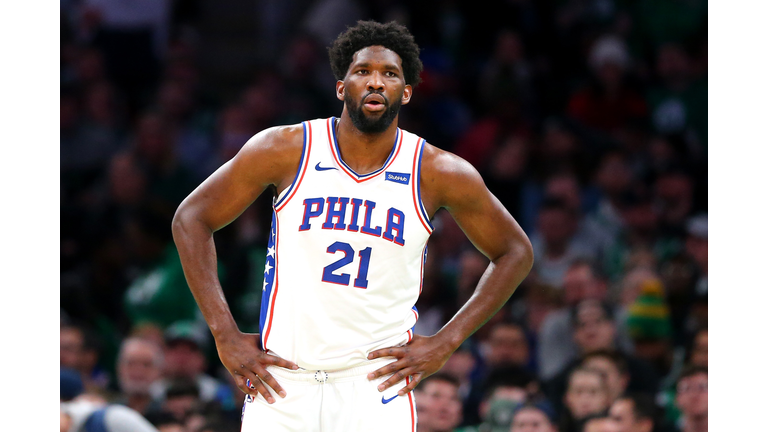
left=609, top=393, right=656, bottom=432
left=530, top=196, right=597, bottom=288
left=143, top=411, right=184, bottom=432
left=154, top=79, right=216, bottom=180
left=653, top=169, right=695, bottom=238
left=162, top=379, right=201, bottom=422
left=510, top=403, right=558, bottom=432
left=581, top=351, right=630, bottom=405
left=60, top=367, right=159, bottom=432
left=115, top=337, right=164, bottom=415
left=468, top=366, right=546, bottom=432
left=414, top=373, right=463, bottom=432
left=567, top=35, right=647, bottom=134
left=684, top=215, right=707, bottom=299
left=60, top=324, right=110, bottom=393
left=674, top=366, right=707, bottom=432
left=149, top=321, right=233, bottom=407
left=687, top=328, right=707, bottom=368
left=545, top=300, right=659, bottom=417
left=583, top=151, right=633, bottom=252
left=561, top=368, right=611, bottom=432
left=582, top=414, right=619, bottom=432
left=625, top=280, right=675, bottom=378
left=646, top=43, right=708, bottom=155
left=538, top=260, right=633, bottom=381
left=484, top=321, right=532, bottom=370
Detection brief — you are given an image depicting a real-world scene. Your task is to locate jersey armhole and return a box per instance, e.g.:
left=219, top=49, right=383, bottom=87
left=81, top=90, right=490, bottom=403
left=412, top=138, right=435, bottom=233
left=274, top=121, right=312, bottom=211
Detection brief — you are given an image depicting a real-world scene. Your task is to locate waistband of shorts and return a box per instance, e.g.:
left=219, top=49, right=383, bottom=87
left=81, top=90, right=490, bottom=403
left=265, top=357, right=395, bottom=384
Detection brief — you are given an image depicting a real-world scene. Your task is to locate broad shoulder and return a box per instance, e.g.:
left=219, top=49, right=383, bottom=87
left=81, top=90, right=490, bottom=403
left=233, top=123, right=305, bottom=188
left=419, top=142, right=487, bottom=213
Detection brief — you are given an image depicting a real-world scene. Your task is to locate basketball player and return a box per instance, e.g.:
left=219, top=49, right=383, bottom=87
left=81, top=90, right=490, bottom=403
left=172, top=21, right=533, bottom=431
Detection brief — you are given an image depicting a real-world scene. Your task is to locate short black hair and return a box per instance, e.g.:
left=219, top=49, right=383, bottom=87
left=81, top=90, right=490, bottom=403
left=581, top=349, right=629, bottom=375
left=481, top=365, right=536, bottom=401
left=328, top=20, right=423, bottom=86
left=677, top=365, right=707, bottom=385
left=616, top=392, right=657, bottom=422
left=418, top=372, right=460, bottom=390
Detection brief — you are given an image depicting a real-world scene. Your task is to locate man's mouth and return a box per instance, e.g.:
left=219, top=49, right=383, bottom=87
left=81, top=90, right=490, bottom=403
left=363, top=94, right=387, bottom=112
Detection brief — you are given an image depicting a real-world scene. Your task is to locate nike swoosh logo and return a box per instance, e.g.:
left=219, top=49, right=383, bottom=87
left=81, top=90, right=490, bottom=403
left=315, top=162, right=338, bottom=171
left=381, top=395, right=398, bottom=404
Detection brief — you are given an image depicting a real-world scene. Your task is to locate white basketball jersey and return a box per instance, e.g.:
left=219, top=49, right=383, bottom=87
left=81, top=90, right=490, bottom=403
left=258, top=117, right=434, bottom=371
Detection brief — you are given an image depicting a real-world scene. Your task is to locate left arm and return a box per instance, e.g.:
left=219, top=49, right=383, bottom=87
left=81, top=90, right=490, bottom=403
left=367, top=145, right=534, bottom=395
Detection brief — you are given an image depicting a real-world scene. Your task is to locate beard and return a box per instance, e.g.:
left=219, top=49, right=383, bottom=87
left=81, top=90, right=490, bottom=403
left=345, top=91, right=402, bottom=134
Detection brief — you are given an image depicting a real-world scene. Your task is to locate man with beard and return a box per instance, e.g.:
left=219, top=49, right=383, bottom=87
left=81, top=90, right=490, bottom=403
left=115, top=337, right=164, bottom=415
left=172, top=20, right=533, bottom=431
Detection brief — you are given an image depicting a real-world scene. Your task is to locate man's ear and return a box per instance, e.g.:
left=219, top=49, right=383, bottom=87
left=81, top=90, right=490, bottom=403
left=336, top=81, right=345, bottom=101
left=401, top=84, right=412, bottom=105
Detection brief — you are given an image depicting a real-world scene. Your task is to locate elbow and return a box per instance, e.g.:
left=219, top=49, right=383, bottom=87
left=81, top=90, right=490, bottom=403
left=514, top=235, right=534, bottom=275
left=171, top=202, right=190, bottom=243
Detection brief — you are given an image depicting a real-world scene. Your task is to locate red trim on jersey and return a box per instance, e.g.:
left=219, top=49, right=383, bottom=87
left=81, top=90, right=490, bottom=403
left=262, top=217, right=280, bottom=350
left=411, top=139, right=433, bottom=234
left=327, top=118, right=403, bottom=183
left=406, top=376, right=416, bottom=432
left=407, top=329, right=413, bottom=343
left=275, top=122, right=312, bottom=212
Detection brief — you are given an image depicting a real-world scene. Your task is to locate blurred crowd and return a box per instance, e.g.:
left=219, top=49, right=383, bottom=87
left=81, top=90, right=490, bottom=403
left=60, top=1, right=707, bottom=432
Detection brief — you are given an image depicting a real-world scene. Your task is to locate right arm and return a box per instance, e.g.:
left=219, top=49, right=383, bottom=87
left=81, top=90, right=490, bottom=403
left=171, top=125, right=304, bottom=403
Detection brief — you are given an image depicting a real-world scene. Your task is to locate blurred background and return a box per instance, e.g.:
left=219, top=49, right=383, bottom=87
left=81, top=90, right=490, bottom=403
left=59, top=1, right=707, bottom=431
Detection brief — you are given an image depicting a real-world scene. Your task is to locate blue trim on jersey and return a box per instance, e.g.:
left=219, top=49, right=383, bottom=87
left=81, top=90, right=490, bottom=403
left=274, top=122, right=308, bottom=208
left=415, top=139, right=435, bottom=230
left=330, top=117, right=400, bottom=179
left=258, top=211, right=278, bottom=345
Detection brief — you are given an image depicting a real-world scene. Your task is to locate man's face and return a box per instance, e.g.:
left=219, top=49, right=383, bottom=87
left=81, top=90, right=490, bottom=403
left=573, top=302, right=616, bottom=353
left=60, top=327, right=84, bottom=370
left=676, top=373, right=708, bottom=418
left=118, top=341, right=162, bottom=395
left=538, top=208, right=576, bottom=245
left=583, top=418, right=620, bottom=432
left=690, top=330, right=708, bottom=367
left=563, top=265, right=606, bottom=305
left=582, top=356, right=626, bottom=402
left=164, top=340, right=205, bottom=379
left=610, top=399, right=652, bottom=432
left=487, top=324, right=530, bottom=367
left=418, top=380, right=462, bottom=431
left=565, top=371, right=609, bottom=420
left=510, top=407, right=557, bottom=432
left=339, top=46, right=410, bottom=134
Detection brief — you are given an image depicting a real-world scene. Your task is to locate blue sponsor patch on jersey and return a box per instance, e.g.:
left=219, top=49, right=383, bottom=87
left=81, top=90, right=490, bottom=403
left=385, top=171, right=411, bottom=185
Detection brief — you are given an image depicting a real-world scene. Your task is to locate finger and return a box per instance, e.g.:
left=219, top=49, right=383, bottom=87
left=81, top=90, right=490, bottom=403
left=250, top=366, right=287, bottom=400
left=233, top=374, right=259, bottom=398
left=367, top=358, right=408, bottom=380
left=396, top=373, right=423, bottom=396
left=376, top=367, right=416, bottom=392
left=367, top=346, right=405, bottom=360
left=261, top=353, right=299, bottom=370
left=247, top=375, right=277, bottom=404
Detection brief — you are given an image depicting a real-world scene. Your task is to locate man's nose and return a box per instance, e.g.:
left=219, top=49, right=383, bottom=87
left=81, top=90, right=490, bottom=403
left=367, top=72, right=385, bottom=91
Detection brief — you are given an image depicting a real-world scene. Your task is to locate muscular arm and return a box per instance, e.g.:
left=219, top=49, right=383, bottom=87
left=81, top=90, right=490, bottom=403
left=171, top=125, right=304, bottom=402
left=422, top=145, right=534, bottom=349
left=368, top=144, right=533, bottom=394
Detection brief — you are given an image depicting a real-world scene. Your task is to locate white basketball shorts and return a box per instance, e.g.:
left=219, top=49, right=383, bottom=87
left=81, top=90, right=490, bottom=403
left=240, top=357, right=417, bottom=432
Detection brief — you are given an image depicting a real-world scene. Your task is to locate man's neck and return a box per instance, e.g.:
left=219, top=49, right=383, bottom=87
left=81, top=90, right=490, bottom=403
left=335, top=111, right=400, bottom=174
